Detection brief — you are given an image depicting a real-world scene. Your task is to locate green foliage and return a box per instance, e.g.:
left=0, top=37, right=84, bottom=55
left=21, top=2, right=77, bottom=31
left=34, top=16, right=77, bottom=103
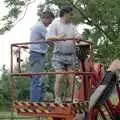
left=15, top=61, right=31, bottom=100
left=15, top=77, right=30, bottom=100
left=0, top=63, right=30, bottom=109
left=0, top=65, right=11, bottom=110
left=44, top=46, right=55, bottom=96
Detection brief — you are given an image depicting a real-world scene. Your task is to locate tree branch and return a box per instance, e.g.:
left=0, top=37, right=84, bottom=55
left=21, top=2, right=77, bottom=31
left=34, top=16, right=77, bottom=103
left=13, top=5, right=28, bottom=26
left=0, top=0, right=37, bottom=34
left=67, top=0, right=114, bottom=41
left=14, top=0, right=37, bottom=25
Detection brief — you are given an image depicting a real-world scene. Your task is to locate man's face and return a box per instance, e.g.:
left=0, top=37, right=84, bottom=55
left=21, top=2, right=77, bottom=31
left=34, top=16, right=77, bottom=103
left=44, top=17, right=54, bottom=26
left=64, top=11, right=73, bottom=23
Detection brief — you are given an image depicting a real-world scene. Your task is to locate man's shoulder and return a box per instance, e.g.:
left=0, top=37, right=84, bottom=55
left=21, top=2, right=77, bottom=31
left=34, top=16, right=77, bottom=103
left=31, top=22, right=45, bottom=32
left=51, top=18, right=60, bottom=25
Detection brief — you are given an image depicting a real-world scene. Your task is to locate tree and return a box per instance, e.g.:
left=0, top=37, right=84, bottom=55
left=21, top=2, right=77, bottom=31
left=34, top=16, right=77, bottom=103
left=0, top=62, right=30, bottom=109
left=0, top=65, right=11, bottom=110
left=0, top=0, right=36, bottom=34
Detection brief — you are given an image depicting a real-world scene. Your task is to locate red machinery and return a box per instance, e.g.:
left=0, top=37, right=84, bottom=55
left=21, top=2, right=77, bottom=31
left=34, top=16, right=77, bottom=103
left=11, top=38, right=120, bottom=120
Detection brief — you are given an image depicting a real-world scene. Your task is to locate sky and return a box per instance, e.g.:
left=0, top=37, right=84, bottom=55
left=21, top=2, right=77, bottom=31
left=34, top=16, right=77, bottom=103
left=0, top=0, right=90, bottom=72
left=0, top=1, right=39, bottom=70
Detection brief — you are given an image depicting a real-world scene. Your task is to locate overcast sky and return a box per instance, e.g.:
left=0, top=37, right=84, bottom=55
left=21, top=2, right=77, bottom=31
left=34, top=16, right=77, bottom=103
left=0, top=1, right=39, bottom=70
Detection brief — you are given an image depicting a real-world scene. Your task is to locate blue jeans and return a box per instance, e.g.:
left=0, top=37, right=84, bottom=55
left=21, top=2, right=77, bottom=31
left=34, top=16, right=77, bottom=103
left=29, top=51, right=45, bottom=102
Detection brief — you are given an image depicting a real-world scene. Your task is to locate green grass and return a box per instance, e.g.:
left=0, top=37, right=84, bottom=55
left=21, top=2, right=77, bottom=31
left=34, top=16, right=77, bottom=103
left=0, top=111, right=51, bottom=120
left=0, top=111, right=37, bottom=120
left=110, top=93, right=119, bottom=105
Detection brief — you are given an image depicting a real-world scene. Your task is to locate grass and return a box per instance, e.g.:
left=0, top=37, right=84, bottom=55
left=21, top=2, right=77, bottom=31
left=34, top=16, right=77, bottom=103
left=0, top=111, right=52, bottom=120
left=0, top=111, right=38, bottom=120
left=110, top=93, right=119, bottom=105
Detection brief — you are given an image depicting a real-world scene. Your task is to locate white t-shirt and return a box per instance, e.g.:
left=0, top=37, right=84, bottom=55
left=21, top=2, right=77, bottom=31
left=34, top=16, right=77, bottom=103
left=46, top=18, right=80, bottom=54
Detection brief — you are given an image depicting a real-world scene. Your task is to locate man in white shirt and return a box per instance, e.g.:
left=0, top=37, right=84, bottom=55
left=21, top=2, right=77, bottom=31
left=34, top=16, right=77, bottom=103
left=46, top=6, right=83, bottom=103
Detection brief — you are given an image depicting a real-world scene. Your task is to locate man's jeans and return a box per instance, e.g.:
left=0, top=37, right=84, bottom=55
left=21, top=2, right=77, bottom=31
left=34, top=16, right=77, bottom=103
left=29, top=51, right=45, bottom=102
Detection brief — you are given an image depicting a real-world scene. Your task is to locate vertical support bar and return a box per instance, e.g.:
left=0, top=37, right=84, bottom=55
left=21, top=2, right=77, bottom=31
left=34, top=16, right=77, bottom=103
left=105, top=101, right=115, bottom=120
left=89, top=109, right=98, bottom=120
left=81, top=61, right=89, bottom=100
left=11, top=45, right=13, bottom=73
left=81, top=61, right=89, bottom=120
left=10, top=44, right=14, bottom=119
left=71, top=38, right=77, bottom=102
left=116, top=83, right=120, bottom=101
left=18, top=47, right=21, bottom=73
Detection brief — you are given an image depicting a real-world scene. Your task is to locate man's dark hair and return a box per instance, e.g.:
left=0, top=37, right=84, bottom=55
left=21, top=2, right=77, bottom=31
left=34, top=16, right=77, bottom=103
left=59, top=6, right=73, bottom=17
left=38, top=11, right=55, bottom=19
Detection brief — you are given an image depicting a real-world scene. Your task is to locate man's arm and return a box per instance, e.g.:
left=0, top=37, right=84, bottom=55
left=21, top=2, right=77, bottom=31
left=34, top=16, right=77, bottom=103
left=30, top=25, right=46, bottom=42
left=73, top=26, right=83, bottom=38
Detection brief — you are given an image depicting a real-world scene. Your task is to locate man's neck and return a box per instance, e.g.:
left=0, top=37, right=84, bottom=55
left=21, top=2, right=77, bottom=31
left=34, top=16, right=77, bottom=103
left=60, top=17, right=70, bottom=24
left=40, top=19, right=48, bottom=27
left=42, top=21, right=47, bottom=27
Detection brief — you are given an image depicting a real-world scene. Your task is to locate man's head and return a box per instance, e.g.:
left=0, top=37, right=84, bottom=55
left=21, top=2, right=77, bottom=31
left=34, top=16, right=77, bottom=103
left=59, top=6, right=73, bottom=23
left=40, top=11, right=55, bottom=26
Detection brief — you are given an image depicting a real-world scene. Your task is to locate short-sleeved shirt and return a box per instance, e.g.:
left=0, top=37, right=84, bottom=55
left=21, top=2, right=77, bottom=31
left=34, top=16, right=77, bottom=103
left=30, top=22, right=48, bottom=54
left=46, top=18, right=80, bottom=54
left=46, top=18, right=80, bottom=69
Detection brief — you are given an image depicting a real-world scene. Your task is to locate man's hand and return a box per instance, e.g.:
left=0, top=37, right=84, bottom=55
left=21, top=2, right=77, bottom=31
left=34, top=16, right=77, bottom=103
left=75, top=35, right=83, bottom=43
left=107, top=59, right=120, bottom=72
left=47, top=34, right=65, bottom=41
